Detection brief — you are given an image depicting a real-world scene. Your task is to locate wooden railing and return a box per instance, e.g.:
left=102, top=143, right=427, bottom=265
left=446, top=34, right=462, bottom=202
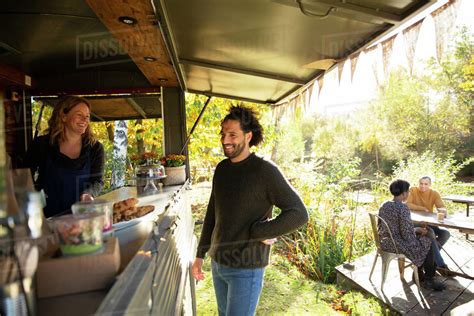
left=96, top=182, right=197, bottom=315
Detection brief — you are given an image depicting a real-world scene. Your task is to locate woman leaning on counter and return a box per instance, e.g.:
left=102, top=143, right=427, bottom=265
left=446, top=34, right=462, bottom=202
left=24, top=96, right=105, bottom=218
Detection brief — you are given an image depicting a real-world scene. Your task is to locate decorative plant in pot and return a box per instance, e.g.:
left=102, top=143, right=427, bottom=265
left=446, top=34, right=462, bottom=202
left=160, top=154, right=186, bottom=185
left=130, top=151, right=160, bottom=167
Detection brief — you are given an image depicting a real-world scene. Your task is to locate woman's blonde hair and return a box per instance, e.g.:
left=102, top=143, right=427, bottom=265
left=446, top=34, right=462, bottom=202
left=48, top=96, right=96, bottom=146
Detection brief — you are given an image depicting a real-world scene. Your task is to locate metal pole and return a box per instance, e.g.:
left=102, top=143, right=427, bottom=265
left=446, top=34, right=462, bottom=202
left=179, top=96, right=211, bottom=155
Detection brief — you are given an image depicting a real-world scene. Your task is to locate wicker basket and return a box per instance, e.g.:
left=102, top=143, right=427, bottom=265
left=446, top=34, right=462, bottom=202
left=163, top=166, right=186, bottom=185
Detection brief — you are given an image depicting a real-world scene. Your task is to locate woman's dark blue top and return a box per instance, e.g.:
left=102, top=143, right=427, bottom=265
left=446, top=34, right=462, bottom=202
left=23, top=134, right=105, bottom=218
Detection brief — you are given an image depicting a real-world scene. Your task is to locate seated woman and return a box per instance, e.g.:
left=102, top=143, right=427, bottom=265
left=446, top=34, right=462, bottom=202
left=407, top=176, right=450, bottom=270
left=378, top=179, right=445, bottom=291
left=24, top=96, right=105, bottom=218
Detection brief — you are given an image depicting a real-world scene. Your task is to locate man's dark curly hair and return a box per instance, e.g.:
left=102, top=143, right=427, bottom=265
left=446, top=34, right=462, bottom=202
left=222, top=105, right=263, bottom=147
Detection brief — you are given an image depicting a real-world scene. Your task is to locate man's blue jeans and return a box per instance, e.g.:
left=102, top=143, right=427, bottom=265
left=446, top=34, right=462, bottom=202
left=211, top=260, right=265, bottom=316
left=428, top=225, right=450, bottom=267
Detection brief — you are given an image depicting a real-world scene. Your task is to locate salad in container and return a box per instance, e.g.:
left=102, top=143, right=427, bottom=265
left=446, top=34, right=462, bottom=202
left=53, top=212, right=104, bottom=256
left=71, top=199, right=113, bottom=233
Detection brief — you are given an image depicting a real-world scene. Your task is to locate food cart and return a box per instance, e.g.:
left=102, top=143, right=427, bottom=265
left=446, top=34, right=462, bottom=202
left=0, top=0, right=439, bottom=314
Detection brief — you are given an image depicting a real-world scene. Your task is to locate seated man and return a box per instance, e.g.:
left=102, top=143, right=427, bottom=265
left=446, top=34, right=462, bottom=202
left=407, top=176, right=451, bottom=272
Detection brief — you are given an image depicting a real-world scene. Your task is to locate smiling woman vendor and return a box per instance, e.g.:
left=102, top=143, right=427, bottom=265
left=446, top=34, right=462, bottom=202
left=24, top=96, right=105, bottom=218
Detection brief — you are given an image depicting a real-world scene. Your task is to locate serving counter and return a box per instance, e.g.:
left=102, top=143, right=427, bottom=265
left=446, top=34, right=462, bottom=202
left=37, top=182, right=197, bottom=315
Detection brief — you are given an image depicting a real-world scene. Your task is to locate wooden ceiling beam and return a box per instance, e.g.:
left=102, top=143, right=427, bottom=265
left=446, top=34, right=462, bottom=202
left=31, top=87, right=161, bottom=97
left=0, top=63, right=33, bottom=87
left=126, top=98, right=147, bottom=119
left=86, top=0, right=178, bottom=87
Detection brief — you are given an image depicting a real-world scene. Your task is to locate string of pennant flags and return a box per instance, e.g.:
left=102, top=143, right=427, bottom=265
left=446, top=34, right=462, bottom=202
left=273, top=0, right=462, bottom=120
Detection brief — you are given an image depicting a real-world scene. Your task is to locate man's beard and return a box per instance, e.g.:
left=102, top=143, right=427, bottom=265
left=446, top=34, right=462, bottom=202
left=223, top=142, right=245, bottom=159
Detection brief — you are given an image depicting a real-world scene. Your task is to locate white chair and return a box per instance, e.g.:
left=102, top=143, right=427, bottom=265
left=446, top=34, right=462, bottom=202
left=368, top=213, right=420, bottom=290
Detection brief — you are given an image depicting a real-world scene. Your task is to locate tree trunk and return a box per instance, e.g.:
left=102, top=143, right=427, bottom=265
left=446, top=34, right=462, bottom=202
left=375, top=143, right=380, bottom=171
left=135, top=119, right=145, bottom=156
left=111, top=120, right=128, bottom=188
left=106, top=122, right=114, bottom=143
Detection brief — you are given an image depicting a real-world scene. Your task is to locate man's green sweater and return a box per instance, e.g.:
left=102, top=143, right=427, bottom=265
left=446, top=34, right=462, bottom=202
left=197, top=153, right=308, bottom=268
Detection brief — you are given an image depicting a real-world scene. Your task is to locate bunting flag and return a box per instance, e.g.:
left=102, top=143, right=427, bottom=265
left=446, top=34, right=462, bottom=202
left=337, top=61, right=345, bottom=85
left=350, top=53, right=360, bottom=83
left=364, top=44, right=382, bottom=86
left=381, top=37, right=395, bottom=78
left=366, top=44, right=382, bottom=87
left=403, top=20, right=423, bottom=76
left=289, top=98, right=297, bottom=117
left=305, top=83, right=314, bottom=113
left=317, top=77, right=324, bottom=97
left=272, top=104, right=283, bottom=125
left=432, top=0, right=461, bottom=62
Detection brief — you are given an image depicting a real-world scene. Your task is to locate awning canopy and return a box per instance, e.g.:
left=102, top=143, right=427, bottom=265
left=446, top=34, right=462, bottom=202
left=0, top=0, right=437, bottom=110
left=156, top=0, right=436, bottom=104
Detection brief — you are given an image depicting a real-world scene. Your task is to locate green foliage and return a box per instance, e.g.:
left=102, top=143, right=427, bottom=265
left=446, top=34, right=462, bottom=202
left=185, top=94, right=277, bottom=180
left=428, top=26, right=473, bottom=108
left=185, top=94, right=231, bottom=175
left=195, top=252, right=384, bottom=315
left=360, top=69, right=428, bottom=160
left=272, top=119, right=305, bottom=164
left=127, top=119, right=164, bottom=156
left=31, top=100, right=53, bottom=136
left=392, top=151, right=474, bottom=196
left=311, top=116, right=359, bottom=162
left=354, top=27, right=473, bottom=170
left=90, top=119, right=163, bottom=191
left=340, top=291, right=389, bottom=315
left=281, top=158, right=375, bottom=283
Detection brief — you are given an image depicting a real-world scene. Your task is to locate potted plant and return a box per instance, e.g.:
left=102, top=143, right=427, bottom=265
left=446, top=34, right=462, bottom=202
left=130, top=151, right=159, bottom=166
left=160, top=154, right=186, bottom=185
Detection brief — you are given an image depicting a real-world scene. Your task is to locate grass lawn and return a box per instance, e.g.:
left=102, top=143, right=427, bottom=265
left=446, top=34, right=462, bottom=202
left=195, top=251, right=387, bottom=315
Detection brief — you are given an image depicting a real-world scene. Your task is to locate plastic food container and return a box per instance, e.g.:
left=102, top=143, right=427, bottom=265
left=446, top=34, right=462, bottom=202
left=135, top=164, right=166, bottom=195
left=53, top=213, right=104, bottom=256
left=135, top=164, right=165, bottom=179
left=72, top=199, right=113, bottom=233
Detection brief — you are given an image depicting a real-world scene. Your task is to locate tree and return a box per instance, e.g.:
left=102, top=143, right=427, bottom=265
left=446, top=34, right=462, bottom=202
left=425, top=26, right=473, bottom=161
left=111, top=120, right=128, bottom=188
left=311, top=116, right=358, bottom=163
left=185, top=93, right=277, bottom=181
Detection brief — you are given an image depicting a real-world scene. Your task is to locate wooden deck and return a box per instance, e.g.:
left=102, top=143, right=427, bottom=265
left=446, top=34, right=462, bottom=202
left=336, top=236, right=474, bottom=315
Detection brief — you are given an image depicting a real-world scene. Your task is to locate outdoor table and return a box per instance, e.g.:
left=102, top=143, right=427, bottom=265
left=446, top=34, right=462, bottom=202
left=442, top=195, right=474, bottom=239
left=410, top=210, right=474, bottom=279
left=442, top=194, right=474, bottom=217
left=410, top=210, right=474, bottom=235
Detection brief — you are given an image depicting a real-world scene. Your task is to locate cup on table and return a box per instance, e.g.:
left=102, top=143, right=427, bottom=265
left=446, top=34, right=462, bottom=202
left=437, top=212, right=445, bottom=222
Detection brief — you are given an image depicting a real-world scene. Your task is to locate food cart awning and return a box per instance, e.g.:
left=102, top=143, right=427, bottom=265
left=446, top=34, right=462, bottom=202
left=155, top=0, right=437, bottom=104
left=0, top=0, right=438, bottom=108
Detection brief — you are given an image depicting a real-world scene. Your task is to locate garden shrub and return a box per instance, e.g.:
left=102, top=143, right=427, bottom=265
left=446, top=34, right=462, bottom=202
left=281, top=158, right=375, bottom=283
left=392, top=151, right=474, bottom=195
